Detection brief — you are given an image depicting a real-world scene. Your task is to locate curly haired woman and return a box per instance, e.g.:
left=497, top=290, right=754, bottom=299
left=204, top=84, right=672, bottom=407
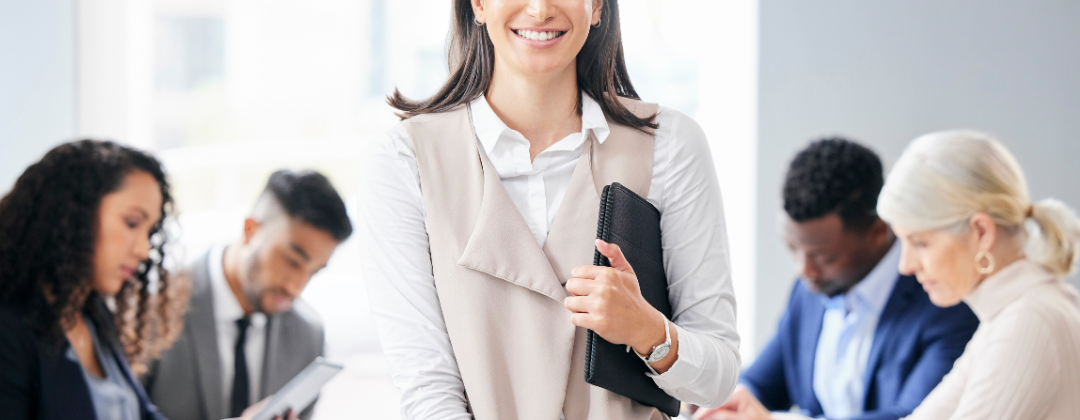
left=0, top=140, right=186, bottom=420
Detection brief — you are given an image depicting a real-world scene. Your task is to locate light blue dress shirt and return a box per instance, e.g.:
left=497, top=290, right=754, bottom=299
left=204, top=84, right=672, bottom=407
left=67, top=315, right=141, bottom=420
left=812, top=241, right=901, bottom=419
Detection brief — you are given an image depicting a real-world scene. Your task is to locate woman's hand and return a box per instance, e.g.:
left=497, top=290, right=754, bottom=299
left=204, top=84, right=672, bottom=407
left=565, top=239, right=676, bottom=371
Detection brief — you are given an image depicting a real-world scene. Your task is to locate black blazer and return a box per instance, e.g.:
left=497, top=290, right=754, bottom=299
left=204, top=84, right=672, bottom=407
left=0, top=297, right=166, bottom=420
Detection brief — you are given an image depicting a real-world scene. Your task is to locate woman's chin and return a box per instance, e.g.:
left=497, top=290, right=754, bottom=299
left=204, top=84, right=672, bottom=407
left=94, top=277, right=129, bottom=297
left=507, top=53, right=576, bottom=76
left=928, top=292, right=962, bottom=308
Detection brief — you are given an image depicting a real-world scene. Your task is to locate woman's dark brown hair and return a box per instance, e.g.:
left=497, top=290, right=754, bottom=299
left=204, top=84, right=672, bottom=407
left=0, top=139, right=187, bottom=374
left=388, top=0, right=657, bottom=131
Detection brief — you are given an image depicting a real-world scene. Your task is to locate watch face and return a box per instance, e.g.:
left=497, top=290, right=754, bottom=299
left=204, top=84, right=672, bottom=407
left=647, top=343, right=671, bottom=363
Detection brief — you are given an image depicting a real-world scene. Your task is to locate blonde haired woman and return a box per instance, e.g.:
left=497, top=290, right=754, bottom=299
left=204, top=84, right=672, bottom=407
left=877, top=130, right=1080, bottom=420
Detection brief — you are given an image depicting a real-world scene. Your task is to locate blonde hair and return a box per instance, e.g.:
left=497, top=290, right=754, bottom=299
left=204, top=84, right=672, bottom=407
left=878, top=130, right=1080, bottom=276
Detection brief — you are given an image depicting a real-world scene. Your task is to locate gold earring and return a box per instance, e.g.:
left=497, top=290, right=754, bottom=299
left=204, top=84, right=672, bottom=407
left=975, top=250, right=995, bottom=275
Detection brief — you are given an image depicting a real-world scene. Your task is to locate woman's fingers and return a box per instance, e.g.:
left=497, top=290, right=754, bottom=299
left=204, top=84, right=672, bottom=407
left=569, top=312, right=595, bottom=330
left=564, top=295, right=592, bottom=313
left=565, top=276, right=601, bottom=296
left=570, top=265, right=609, bottom=279
left=596, top=239, right=635, bottom=274
left=571, top=242, right=636, bottom=278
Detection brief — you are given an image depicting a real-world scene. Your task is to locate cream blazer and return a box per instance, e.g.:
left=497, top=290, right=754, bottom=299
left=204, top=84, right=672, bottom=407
left=403, top=99, right=668, bottom=420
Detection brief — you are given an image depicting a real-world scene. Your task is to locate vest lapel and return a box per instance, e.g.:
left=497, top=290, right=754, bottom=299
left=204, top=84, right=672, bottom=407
left=543, top=136, right=602, bottom=284
left=454, top=100, right=658, bottom=301
left=544, top=101, right=659, bottom=285
left=457, top=118, right=568, bottom=302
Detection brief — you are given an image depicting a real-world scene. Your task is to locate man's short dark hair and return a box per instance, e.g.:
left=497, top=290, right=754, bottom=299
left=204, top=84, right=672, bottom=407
left=263, top=169, right=353, bottom=241
left=783, top=137, right=884, bottom=231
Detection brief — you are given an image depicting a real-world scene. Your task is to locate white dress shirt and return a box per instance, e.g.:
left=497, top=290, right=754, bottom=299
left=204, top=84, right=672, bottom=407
left=209, top=244, right=268, bottom=406
left=813, top=240, right=901, bottom=419
left=359, top=94, right=741, bottom=419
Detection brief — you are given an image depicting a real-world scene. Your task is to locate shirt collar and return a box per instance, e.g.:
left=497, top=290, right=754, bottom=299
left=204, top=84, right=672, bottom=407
left=468, top=93, right=611, bottom=155
left=580, top=94, right=610, bottom=143
left=963, top=258, right=1058, bottom=321
left=846, top=239, right=903, bottom=313
left=209, top=244, right=266, bottom=327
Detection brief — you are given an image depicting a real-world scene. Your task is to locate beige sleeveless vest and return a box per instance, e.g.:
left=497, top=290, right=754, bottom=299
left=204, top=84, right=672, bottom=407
left=405, top=98, right=667, bottom=420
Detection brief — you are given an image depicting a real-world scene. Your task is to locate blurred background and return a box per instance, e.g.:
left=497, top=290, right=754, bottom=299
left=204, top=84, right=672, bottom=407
left=1, top=0, right=1078, bottom=418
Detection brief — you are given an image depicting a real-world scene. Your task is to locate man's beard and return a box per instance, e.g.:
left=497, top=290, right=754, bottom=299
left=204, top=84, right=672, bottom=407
left=240, top=253, right=266, bottom=313
left=805, top=277, right=857, bottom=298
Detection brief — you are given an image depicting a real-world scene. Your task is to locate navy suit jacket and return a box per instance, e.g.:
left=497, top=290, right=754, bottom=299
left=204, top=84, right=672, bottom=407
left=741, top=275, right=979, bottom=420
left=0, top=298, right=165, bottom=420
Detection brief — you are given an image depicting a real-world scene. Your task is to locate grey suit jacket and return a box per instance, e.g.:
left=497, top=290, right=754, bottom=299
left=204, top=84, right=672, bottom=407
left=144, top=250, right=325, bottom=420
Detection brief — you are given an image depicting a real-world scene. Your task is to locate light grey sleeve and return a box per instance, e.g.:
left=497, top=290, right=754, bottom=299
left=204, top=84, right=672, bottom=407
left=645, top=108, right=742, bottom=407
left=357, top=126, right=473, bottom=420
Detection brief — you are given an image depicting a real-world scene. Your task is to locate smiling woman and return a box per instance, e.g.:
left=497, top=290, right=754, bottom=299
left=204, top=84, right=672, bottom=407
left=361, top=0, right=741, bottom=418
left=388, top=0, right=657, bottom=132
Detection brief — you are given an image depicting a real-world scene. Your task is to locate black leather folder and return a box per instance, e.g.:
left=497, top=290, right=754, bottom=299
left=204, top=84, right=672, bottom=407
left=585, top=182, right=680, bottom=417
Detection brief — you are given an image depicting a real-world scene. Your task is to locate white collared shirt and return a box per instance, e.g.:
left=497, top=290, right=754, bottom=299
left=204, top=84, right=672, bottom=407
left=471, top=95, right=611, bottom=246
left=208, top=245, right=268, bottom=407
left=359, top=94, right=741, bottom=419
left=813, top=240, right=902, bottom=418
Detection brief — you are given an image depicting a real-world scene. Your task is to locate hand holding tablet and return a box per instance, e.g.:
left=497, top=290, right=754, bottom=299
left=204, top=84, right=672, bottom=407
left=228, top=357, right=343, bottom=420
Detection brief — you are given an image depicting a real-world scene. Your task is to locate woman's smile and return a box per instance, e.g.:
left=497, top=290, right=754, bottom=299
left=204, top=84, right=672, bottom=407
left=512, top=27, right=568, bottom=48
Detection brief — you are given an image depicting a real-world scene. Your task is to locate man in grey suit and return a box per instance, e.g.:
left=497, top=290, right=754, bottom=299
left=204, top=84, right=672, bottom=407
left=145, top=170, right=353, bottom=420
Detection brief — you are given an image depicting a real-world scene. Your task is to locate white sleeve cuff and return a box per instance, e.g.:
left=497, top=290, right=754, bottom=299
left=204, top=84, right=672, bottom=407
left=646, top=323, right=704, bottom=388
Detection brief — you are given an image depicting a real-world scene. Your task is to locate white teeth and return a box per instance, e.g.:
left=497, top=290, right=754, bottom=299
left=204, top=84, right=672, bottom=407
left=515, top=29, right=563, bottom=41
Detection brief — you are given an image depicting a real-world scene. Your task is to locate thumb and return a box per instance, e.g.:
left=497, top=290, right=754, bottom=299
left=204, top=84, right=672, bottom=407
left=596, top=239, right=634, bottom=274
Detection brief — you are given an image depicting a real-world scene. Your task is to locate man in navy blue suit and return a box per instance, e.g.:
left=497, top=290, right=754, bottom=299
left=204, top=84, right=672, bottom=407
left=696, top=138, right=978, bottom=420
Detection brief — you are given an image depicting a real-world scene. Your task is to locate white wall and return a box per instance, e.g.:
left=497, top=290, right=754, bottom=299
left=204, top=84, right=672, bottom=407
left=0, top=0, right=76, bottom=193
left=754, top=0, right=1080, bottom=352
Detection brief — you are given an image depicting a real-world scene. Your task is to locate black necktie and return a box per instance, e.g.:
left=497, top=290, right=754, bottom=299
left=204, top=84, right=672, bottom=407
left=230, top=316, right=251, bottom=418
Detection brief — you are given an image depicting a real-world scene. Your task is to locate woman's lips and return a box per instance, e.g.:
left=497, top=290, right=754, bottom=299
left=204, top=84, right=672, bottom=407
left=120, top=266, right=136, bottom=279
left=512, top=28, right=568, bottom=49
